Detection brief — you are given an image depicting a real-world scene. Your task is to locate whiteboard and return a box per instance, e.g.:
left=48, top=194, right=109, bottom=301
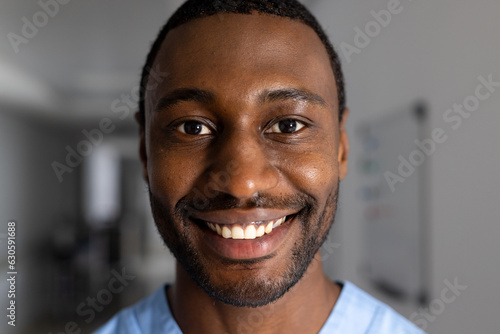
left=356, top=102, right=429, bottom=304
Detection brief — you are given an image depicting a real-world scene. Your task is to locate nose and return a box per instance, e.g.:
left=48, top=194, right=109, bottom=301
left=207, top=131, right=279, bottom=200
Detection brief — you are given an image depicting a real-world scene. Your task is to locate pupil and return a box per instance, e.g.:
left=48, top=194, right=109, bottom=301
left=184, top=121, right=202, bottom=135
left=279, top=120, right=297, bottom=133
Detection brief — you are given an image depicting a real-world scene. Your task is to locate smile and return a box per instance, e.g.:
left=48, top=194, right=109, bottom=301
left=205, top=216, right=288, bottom=240
left=191, top=209, right=298, bottom=260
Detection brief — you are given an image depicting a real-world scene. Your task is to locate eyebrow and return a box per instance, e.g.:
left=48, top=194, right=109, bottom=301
left=154, top=87, right=326, bottom=112
left=259, top=88, right=327, bottom=107
left=154, top=88, right=215, bottom=112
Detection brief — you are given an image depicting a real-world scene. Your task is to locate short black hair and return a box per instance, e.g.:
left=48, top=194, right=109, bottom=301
left=137, top=0, right=346, bottom=126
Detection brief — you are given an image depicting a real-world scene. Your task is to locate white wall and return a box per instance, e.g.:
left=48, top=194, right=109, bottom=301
left=310, top=0, right=500, bottom=333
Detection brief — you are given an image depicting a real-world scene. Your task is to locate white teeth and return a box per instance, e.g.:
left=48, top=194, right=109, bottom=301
left=222, top=226, right=232, bottom=239
left=206, top=216, right=289, bottom=240
left=273, top=217, right=286, bottom=228
left=265, top=221, right=273, bottom=234
left=256, top=225, right=265, bottom=237
left=244, top=225, right=257, bottom=240
left=231, top=226, right=245, bottom=239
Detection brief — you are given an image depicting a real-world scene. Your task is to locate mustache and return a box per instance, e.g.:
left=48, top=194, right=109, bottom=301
left=174, top=190, right=315, bottom=217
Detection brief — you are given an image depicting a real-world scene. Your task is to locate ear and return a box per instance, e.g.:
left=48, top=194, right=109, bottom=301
left=337, top=108, right=349, bottom=181
left=135, top=112, right=149, bottom=183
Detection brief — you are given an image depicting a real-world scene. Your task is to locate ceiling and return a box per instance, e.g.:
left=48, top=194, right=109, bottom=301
left=0, top=0, right=184, bottom=120
left=0, top=0, right=314, bottom=122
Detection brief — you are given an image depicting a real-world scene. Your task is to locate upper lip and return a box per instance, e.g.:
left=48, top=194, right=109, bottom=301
left=190, top=208, right=297, bottom=225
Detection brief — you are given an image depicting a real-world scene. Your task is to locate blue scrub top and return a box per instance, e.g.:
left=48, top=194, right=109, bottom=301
left=95, top=281, right=426, bottom=334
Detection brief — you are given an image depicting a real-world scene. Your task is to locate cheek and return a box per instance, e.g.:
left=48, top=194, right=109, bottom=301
left=146, top=122, right=211, bottom=204
left=147, top=148, right=203, bottom=206
left=279, top=145, right=339, bottom=201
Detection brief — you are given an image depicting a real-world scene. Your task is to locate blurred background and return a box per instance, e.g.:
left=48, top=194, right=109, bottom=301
left=0, top=0, right=498, bottom=333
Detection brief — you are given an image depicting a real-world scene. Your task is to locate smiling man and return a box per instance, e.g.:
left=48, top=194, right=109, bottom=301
left=96, top=1, right=424, bottom=333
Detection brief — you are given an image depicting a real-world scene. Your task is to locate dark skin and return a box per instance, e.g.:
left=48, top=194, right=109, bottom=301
left=139, top=13, right=349, bottom=334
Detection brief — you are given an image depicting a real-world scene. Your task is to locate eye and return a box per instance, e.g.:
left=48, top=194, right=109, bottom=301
left=267, top=119, right=306, bottom=134
left=176, top=121, right=212, bottom=135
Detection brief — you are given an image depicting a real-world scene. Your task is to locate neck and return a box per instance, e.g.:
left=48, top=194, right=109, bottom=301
left=167, top=251, right=341, bottom=334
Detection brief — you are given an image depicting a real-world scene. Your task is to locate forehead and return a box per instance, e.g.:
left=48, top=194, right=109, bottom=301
left=147, top=13, right=338, bottom=113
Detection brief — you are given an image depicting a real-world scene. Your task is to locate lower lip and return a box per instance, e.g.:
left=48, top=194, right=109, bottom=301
left=199, top=217, right=294, bottom=260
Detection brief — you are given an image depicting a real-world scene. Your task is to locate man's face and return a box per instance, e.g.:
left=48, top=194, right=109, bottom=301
left=141, top=13, right=348, bottom=307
